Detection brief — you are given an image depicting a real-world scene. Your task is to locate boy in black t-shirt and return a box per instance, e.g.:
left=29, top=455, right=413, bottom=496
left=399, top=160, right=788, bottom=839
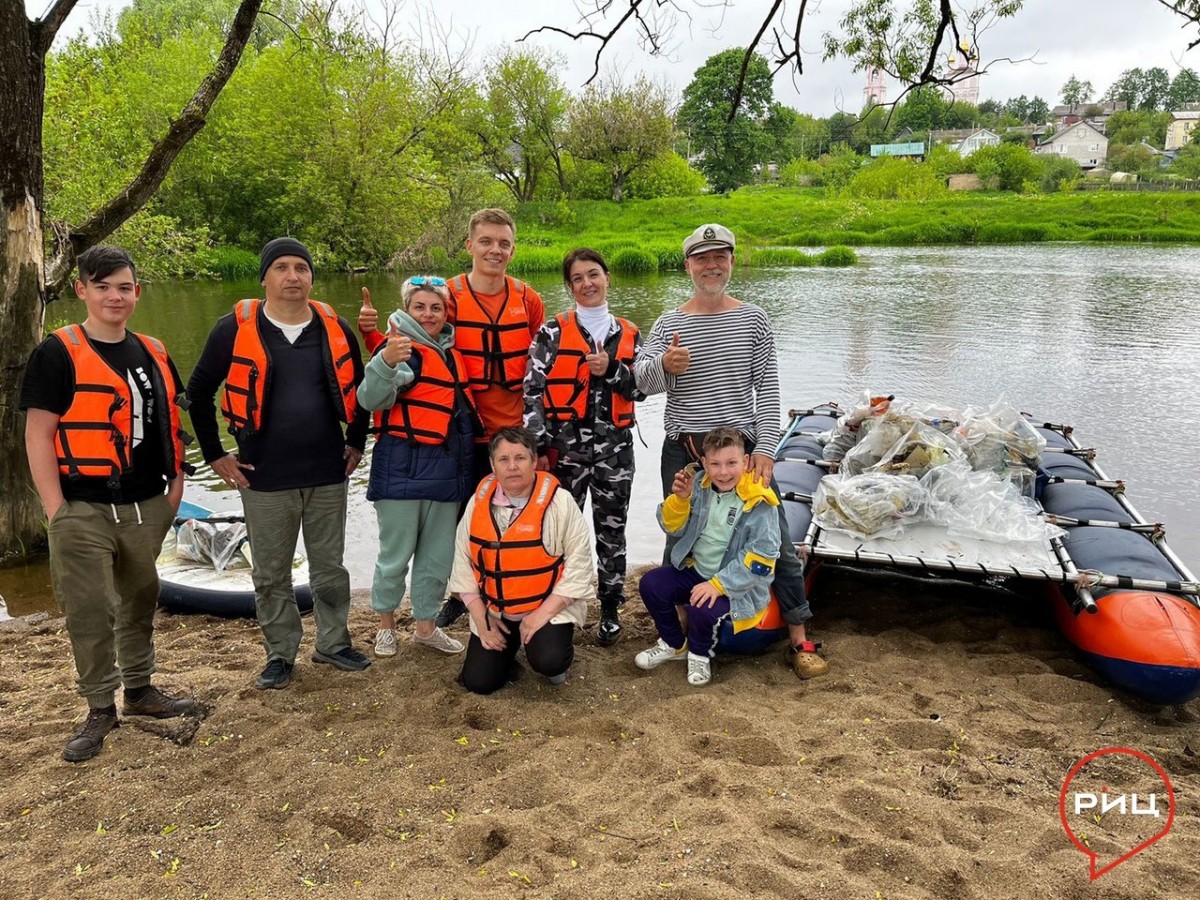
left=21, top=247, right=197, bottom=763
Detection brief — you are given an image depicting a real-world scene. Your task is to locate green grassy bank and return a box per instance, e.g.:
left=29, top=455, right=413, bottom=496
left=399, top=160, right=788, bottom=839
left=205, top=187, right=1200, bottom=278
left=509, top=187, right=1200, bottom=272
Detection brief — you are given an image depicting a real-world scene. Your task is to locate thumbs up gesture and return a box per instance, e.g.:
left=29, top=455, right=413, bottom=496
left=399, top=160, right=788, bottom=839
left=381, top=318, right=412, bottom=366
left=662, top=331, right=691, bottom=375
left=358, top=286, right=379, bottom=334
left=585, top=339, right=609, bottom=376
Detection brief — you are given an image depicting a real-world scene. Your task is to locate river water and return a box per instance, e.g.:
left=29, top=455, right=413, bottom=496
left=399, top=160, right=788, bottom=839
left=3, top=244, right=1197, bottom=616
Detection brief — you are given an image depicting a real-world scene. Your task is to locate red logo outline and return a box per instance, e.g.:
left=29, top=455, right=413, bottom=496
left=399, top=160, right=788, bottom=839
left=1058, top=747, right=1176, bottom=880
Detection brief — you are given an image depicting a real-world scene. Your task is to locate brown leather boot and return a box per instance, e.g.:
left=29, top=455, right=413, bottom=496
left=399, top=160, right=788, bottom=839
left=63, top=708, right=119, bottom=762
left=122, top=686, right=197, bottom=719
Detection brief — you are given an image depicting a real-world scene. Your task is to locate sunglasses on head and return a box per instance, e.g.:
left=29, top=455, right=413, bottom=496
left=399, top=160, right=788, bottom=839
left=408, top=276, right=446, bottom=287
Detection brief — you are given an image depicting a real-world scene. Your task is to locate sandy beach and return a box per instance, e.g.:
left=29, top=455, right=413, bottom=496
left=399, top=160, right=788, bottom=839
left=1, top=566, right=1197, bottom=899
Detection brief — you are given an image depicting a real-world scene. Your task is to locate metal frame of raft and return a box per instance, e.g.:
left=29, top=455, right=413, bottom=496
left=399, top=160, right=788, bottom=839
left=775, top=404, right=1200, bottom=705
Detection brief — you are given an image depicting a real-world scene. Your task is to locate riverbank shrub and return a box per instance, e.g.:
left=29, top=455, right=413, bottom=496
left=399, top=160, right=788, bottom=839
left=505, top=247, right=562, bottom=276
left=208, top=246, right=260, bottom=279
left=845, top=157, right=947, bottom=201
left=744, top=248, right=813, bottom=266
left=610, top=248, right=658, bottom=274
left=819, top=246, right=858, bottom=266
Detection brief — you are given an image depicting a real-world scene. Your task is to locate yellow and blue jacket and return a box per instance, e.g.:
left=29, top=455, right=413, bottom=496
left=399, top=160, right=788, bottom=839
left=657, top=471, right=781, bottom=630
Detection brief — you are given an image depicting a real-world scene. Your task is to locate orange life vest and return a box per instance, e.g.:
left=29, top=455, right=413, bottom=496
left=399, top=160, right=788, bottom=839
left=468, top=471, right=564, bottom=617
left=449, top=275, right=533, bottom=392
left=52, top=325, right=190, bottom=486
left=542, top=311, right=638, bottom=428
left=221, top=299, right=358, bottom=436
left=370, top=341, right=476, bottom=445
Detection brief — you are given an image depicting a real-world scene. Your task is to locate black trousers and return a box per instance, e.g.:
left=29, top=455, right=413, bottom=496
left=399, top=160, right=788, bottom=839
left=459, top=620, right=575, bottom=695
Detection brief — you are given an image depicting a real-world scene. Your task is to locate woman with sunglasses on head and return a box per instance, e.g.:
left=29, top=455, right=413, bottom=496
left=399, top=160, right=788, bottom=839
left=357, top=276, right=479, bottom=658
left=523, top=248, right=645, bottom=646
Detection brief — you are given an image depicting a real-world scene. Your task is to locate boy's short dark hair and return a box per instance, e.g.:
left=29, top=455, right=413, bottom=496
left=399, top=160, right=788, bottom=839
left=77, top=246, right=137, bottom=285
left=562, top=247, right=609, bottom=286
left=702, top=427, right=746, bottom=456
left=489, top=426, right=538, bottom=460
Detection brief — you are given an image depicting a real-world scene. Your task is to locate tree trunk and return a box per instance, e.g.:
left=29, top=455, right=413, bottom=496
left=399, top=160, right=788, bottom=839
left=0, top=3, right=49, bottom=561
left=0, top=0, right=263, bottom=564
left=611, top=169, right=625, bottom=203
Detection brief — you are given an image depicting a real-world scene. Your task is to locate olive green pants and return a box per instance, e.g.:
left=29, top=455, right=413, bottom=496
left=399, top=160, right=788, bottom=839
left=48, top=495, right=175, bottom=709
left=240, top=482, right=351, bottom=663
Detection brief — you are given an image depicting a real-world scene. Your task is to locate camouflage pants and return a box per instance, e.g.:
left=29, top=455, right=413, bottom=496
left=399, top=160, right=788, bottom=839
left=553, top=445, right=634, bottom=608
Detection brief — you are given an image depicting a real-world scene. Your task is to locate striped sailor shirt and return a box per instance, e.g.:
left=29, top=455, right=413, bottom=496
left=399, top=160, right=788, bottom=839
left=634, top=302, right=781, bottom=453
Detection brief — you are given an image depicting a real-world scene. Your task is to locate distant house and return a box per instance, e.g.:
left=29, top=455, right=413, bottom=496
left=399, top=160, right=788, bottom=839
left=954, top=128, right=1001, bottom=154
left=928, top=128, right=974, bottom=146
left=1036, top=120, right=1108, bottom=169
left=1052, top=100, right=1126, bottom=131
left=1165, top=110, right=1200, bottom=151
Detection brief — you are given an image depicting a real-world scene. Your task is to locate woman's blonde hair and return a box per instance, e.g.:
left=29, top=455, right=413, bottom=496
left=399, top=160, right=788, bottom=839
left=401, top=275, right=450, bottom=309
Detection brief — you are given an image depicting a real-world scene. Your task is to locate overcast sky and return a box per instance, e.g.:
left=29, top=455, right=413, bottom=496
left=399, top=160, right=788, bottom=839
left=30, top=0, right=1200, bottom=114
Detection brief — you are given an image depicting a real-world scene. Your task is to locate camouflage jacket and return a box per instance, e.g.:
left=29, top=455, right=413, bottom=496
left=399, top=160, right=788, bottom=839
left=523, top=313, right=644, bottom=462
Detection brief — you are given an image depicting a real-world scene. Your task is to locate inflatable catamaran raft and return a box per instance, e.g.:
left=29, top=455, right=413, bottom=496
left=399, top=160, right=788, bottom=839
left=775, top=398, right=1200, bottom=705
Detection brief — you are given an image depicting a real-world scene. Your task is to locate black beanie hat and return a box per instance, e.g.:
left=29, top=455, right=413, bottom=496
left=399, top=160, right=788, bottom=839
left=259, top=237, right=314, bottom=283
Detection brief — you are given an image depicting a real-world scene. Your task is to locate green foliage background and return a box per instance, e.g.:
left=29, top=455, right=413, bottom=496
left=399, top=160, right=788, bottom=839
left=39, top=1, right=1200, bottom=279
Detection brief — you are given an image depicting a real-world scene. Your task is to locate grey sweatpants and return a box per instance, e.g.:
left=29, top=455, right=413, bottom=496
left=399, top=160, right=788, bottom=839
left=240, top=482, right=351, bottom=663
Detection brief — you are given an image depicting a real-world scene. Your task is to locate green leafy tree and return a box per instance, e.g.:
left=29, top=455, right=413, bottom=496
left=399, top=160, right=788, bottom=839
left=896, top=87, right=949, bottom=133
left=1106, top=142, right=1161, bottom=176
left=1167, top=68, right=1200, bottom=109
left=817, top=142, right=864, bottom=189
left=968, top=143, right=1036, bottom=191
left=1105, top=110, right=1171, bottom=149
left=1170, top=141, right=1200, bottom=178
left=1005, top=95, right=1030, bottom=121
left=1028, top=96, right=1050, bottom=124
left=1034, top=155, right=1082, bottom=192
left=678, top=48, right=773, bottom=192
left=1105, top=68, right=1145, bottom=109
left=473, top=48, right=570, bottom=203
left=1, top=0, right=264, bottom=559
left=1060, top=75, right=1094, bottom=110
left=565, top=74, right=675, bottom=202
left=764, top=102, right=799, bottom=162
left=846, top=156, right=946, bottom=200
left=1140, top=67, right=1171, bottom=111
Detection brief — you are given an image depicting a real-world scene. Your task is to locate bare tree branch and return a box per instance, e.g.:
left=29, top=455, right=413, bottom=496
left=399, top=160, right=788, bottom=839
left=32, top=0, right=81, bottom=55
left=45, top=0, right=264, bottom=292
left=1154, top=0, right=1200, bottom=51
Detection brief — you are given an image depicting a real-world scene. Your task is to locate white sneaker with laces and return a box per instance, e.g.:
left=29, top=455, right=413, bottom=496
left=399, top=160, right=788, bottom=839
left=374, top=628, right=398, bottom=657
left=412, top=626, right=465, bottom=654
left=635, top=638, right=688, bottom=670
left=687, top=652, right=712, bottom=686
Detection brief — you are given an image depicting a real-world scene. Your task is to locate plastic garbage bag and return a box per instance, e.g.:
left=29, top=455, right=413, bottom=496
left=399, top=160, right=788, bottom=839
left=812, top=473, right=925, bottom=540
left=922, top=461, right=1064, bottom=544
left=954, top=397, right=1046, bottom=474
left=866, top=421, right=965, bottom=479
left=824, top=392, right=892, bottom=461
left=174, top=519, right=249, bottom=572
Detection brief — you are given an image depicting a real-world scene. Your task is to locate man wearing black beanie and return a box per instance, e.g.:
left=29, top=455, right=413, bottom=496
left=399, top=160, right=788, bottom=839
left=187, top=238, right=370, bottom=689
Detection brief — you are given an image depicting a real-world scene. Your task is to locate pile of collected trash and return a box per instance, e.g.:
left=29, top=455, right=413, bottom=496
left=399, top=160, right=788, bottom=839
left=160, top=518, right=251, bottom=572
left=812, top=394, right=1060, bottom=544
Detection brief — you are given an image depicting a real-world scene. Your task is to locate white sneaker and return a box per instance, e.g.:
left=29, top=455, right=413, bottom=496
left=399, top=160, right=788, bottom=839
left=635, top=638, right=688, bottom=670
left=412, top=627, right=465, bottom=654
left=374, top=628, right=398, bottom=657
left=687, top=653, right=712, bottom=686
